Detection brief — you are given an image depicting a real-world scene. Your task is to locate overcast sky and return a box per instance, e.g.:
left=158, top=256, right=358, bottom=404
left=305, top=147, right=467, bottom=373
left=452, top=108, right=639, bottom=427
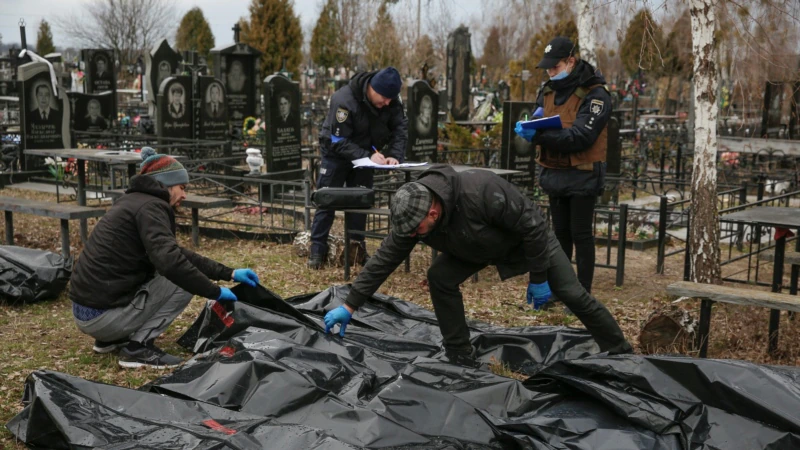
left=1, top=0, right=482, bottom=49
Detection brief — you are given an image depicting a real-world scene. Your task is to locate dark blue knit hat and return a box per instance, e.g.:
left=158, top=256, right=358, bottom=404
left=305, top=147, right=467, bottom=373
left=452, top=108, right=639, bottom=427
left=369, top=67, right=402, bottom=98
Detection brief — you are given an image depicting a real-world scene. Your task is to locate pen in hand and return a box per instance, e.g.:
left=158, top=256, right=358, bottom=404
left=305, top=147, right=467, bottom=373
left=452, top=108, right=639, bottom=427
left=370, top=146, right=387, bottom=164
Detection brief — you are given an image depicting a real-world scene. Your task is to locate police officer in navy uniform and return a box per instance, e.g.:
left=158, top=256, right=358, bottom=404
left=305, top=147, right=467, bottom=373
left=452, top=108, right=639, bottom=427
left=516, top=37, right=612, bottom=295
left=308, top=67, right=408, bottom=269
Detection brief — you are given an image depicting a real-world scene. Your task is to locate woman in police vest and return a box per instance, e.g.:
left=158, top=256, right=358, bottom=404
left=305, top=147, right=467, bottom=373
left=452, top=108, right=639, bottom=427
left=516, top=36, right=612, bottom=295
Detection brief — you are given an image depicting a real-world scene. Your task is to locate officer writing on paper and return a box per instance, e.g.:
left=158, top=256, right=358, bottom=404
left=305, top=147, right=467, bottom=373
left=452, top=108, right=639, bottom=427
left=308, top=67, right=408, bottom=270
left=322, top=164, right=632, bottom=365
left=516, top=36, right=611, bottom=295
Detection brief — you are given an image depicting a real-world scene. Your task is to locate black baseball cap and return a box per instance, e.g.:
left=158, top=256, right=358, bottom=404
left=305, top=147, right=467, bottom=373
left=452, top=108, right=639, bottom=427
left=536, top=37, right=577, bottom=69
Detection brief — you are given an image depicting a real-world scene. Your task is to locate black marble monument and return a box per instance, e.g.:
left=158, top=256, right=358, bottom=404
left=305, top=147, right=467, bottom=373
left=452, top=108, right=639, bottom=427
left=263, top=74, right=302, bottom=172
left=157, top=76, right=193, bottom=139
left=446, top=26, right=471, bottom=121
left=500, top=101, right=537, bottom=190
left=406, top=80, right=438, bottom=163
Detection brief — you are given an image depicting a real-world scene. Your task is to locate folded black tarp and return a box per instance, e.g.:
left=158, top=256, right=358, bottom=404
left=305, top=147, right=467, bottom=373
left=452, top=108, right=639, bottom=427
left=7, top=284, right=800, bottom=449
left=0, top=245, right=71, bottom=305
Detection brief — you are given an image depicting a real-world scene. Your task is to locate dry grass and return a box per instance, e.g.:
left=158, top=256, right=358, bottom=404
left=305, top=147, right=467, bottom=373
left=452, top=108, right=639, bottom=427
left=2, top=187, right=800, bottom=448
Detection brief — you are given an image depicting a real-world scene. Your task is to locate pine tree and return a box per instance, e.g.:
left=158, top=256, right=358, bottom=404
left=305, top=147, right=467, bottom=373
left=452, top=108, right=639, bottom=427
left=175, top=7, right=216, bottom=61
left=310, top=0, right=346, bottom=69
left=36, top=19, right=55, bottom=56
left=620, top=8, right=664, bottom=76
left=364, top=2, right=401, bottom=70
left=240, top=0, right=303, bottom=77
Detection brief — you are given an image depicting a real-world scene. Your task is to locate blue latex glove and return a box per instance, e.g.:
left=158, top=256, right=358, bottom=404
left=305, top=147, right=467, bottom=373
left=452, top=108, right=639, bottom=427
left=514, top=122, right=537, bottom=142
left=527, top=282, right=552, bottom=310
left=217, top=287, right=238, bottom=302
left=233, top=268, right=259, bottom=287
left=324, top=305, right=352, bottom=337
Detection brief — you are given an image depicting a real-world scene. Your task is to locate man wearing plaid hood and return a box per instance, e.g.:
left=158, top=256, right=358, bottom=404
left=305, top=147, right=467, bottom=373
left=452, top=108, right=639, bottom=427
left=322, top=164, right=632, bottom=366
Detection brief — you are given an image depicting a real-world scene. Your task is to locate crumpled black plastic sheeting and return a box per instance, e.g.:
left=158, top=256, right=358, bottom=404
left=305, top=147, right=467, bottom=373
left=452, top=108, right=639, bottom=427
left=8, top=285, right=800, bottom=449
left=0, top=245, right=71, bottom=305
left=177, top=284, right=600, bottom=375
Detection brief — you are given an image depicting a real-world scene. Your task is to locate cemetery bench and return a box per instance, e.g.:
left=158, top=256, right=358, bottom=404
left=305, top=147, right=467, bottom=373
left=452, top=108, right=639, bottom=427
left=104, top=189, right=232, bottom=247
left=0, top=196, right=105, bottom=257
left=666, top=281, right=800, bottom=357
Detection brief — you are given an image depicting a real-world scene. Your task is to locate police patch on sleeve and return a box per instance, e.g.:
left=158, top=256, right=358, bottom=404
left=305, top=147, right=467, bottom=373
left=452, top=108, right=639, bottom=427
left=336, top=107, right=349, bottom=123
left=590, top=99, right=604, bottom=116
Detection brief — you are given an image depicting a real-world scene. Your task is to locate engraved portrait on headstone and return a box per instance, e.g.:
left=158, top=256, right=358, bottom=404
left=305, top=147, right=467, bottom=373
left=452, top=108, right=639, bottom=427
left=158, top=61, right=172, bottom=89
left=90, top=51, right=113, bottom=92
left=198, top=76, right=229, bottom=140
left=205, top=81, right=225, bottom=119
left=276, top=91, right=293, bottom=126
left=168, top=83, right=186, bottom=119
left=416, top=95, right=433, bottom=136
left=227, top=60, right=246, bottom=94
left=263, top=74, right=302, bottom=173
left=406, top=80, right=439, bottom=163
left=69, top=92, right=114, bottom=134
left=19, top=61, right=71, bottom=154
left=157, top=76, right=193, bottom=139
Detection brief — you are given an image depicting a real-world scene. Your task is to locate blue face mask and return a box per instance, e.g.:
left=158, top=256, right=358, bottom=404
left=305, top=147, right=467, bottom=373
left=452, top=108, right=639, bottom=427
left=550, top=70, right=569, bottom=81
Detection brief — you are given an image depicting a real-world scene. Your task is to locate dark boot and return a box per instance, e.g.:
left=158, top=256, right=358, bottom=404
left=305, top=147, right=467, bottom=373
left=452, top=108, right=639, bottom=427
left=308, top=253, right=325, bottom=270
left=443, top=345, right=481, bottom=368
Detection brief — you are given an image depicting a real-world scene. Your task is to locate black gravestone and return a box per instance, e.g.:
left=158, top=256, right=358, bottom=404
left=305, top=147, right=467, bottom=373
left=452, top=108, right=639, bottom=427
left=81, top=49, right=117, bottom=118
left=501, top=101, right=536, bottom=190
left=68, top=92, right=114, bottom=133
left=263, top=74, right=302, bottom=172
left=446, top=26, right=471, bottom=121
left=19, top=61, right=71, bottom=154
left=197, top=76, right=229, bottom=140
left=406, top=80, right=438, bottom=163
left=438, top=89, right=448, bottom=113
left=211, top=35, right=261, bottom=139
left=498, top=80, right=511, bottom=104
left=146, top=39, right=181, bottom=114
left=157, top=76, right=193, bottom=139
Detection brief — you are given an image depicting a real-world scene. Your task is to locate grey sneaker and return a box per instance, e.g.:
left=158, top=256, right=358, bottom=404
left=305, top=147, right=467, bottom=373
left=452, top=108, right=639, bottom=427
left=118, top=344, right=183, bottom=369
left=93, top=338, right=129, bottom=354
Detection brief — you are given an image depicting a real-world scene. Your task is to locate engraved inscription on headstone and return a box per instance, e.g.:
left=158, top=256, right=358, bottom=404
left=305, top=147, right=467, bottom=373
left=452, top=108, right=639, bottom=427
left=211, top=31, right=261, bottom=139
left=197, top=76, right=229, bottom=140
left=501, top=101, right=536, bottom=190
left=263, top=74, right=302, bottom=172
left=19, top=61, right=71, bottom=153
left=157, top=76, right=193, bottom=139
left=68, top=92, right=114, bottom=133
left=446, top=26, right=472, bottom=121
left=406, top=80, right=438, bottom=163
left=82, top=49, right=115, bottom=94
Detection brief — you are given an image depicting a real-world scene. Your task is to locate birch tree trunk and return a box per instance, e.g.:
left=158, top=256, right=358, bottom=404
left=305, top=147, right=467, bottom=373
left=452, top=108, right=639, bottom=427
left=689, top=0, right=721, bottom=284
left=577, top=0, right=598, bottom=68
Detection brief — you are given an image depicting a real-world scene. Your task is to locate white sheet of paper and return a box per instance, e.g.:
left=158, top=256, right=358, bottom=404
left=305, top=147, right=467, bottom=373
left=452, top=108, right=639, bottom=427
left=352, top=158, right=429, bottom=169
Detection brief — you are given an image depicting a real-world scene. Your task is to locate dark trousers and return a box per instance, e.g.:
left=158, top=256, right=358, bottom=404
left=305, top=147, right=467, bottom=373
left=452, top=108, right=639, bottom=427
left=427, top=232, right=631, bottom=354
left=549, top=195, right=596, bottom=292
left=309, top=156, right=374, bottom=256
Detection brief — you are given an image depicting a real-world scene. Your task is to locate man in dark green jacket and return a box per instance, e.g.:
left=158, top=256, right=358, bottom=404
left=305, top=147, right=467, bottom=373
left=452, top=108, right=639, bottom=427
left=70, top=148, right=260, bottom=369
left=322, top=164, right=632, bottom=364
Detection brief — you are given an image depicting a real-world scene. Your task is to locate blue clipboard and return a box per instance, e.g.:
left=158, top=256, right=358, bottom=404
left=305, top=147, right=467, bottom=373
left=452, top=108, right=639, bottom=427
left=519, top=115, right=562, bottom=130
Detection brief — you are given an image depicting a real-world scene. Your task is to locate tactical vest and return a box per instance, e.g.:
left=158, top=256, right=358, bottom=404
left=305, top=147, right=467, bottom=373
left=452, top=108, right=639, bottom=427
left=535, top=84, right=608, bottom=170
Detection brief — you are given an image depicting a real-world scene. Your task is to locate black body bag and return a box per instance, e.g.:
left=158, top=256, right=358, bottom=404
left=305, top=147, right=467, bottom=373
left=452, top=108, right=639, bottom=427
left=311, top=187, right=375, bottom=209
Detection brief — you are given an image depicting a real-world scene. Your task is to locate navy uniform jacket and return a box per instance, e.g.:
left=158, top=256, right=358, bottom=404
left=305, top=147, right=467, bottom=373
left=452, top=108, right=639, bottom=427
left=319, top=71, right=408, bottom=162
left=533, top=60, right=612, bottom=197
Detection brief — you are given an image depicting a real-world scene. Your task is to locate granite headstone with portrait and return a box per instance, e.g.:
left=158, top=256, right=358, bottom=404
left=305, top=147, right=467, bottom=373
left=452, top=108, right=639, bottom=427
left=406, top=80, right=438, bottom=163
left=19, top=61, right=71, bottom=169
left=197, top=76, right=229, bottom=140
left=145, top=39, right=181, bottom=120
left=263, top=74, right=302, bottom=173
left=157, top=76, right=193, bottom=139
left=500, top=101, right=537, bottom=190
left=446, top=26, right=471, bottom=121
left=81, top=49, right=117, bottom=114
left=210, top=28, right=261, bottom=139
left=68, top=92, right=114, bottom=134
